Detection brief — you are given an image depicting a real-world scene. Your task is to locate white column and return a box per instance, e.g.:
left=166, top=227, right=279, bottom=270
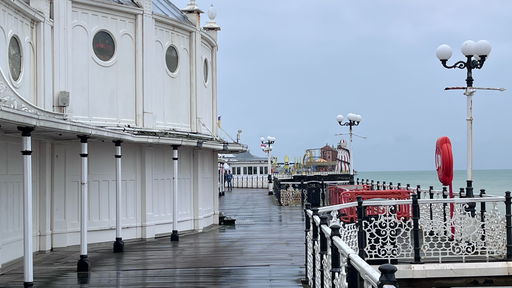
left=171, top=145, right=179, bottom=241
left=267, top=150, right=273, bottom=194
left=77, top=136, right=90, bottom=272
left=141, top=146, right=155, bottom=239
left=349, top=126, right=354, bottom=176
left=135, top=14, right=143, bottom=126
left=19, top=127, right=34, bottom=287
left=211, top=46, right=218, bottom=137
left=466, top=90, right=473, bottom=182
left=189, top=31, right=198, bottom=132
left=38, top=141, right=52, bottom=252
left=220, top=165, right=225, bottom=195
left=113, top=141, right=124, bottom=252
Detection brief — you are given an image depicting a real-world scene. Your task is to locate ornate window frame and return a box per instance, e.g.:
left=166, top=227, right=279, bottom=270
left=91, top=29, right=117, bottom=66
left=7, top=34, right=24, bottom=87
left=165, top=44, right=180, bottom=77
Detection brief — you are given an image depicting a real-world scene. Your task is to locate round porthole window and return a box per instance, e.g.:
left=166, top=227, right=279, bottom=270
left=8, top=36, right=22, bottom=82
left=92, top=30, right=115, bottom=61
left=165, top=45, right=179, bottom=73
left=203, top=58, right=209, bottom=83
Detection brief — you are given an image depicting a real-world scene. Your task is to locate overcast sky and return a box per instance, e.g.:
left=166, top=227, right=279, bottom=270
left=175, top=0, right=512, bottom=171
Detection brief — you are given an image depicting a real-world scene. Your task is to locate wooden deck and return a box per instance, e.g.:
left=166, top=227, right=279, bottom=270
left=0, top=189, right=305, bottom=287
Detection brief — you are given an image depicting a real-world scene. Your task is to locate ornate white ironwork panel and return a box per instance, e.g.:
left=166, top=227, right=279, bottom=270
left=333, top=253, right=348, bottom=288
left=307, top=230, right=313, bottom=287
left=483, top=203, right=506, bottom=258
left=420, top=202, right=506, bottom=262
left=323, top=236, right=332, bottom=286
left=340, top=223, right=358, bottom=252
left=280, top=186, right=302, bottom=206
left=315, top=240, right=321, bottom=288
left=363, top=206, right=413, bottom=260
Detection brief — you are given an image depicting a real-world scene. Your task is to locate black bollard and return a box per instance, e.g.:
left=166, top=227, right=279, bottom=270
left=506, top=192, right=512, bottom=260
left=377, top=264, right=399, bottom=288
left=459, top=187, right=465, bottom=198
left=412, top=194, right=421, bottom=263
left=357, top=196, right=366, bottom=259
left=480, top=189, right=486, bottom=242
left=319, top=215, right=329, bottom=288
left=330, top=224, right=342, bottom=288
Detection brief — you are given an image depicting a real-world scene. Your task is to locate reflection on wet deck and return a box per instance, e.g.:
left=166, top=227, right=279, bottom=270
left=0, top=188, right=304, bottom=287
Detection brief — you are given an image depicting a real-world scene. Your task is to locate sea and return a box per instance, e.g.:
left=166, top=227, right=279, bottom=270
left=357, top=169, right=512, bottom=197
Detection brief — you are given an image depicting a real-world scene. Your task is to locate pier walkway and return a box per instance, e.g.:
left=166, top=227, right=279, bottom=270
left=0, top=189, right=304, bottom=287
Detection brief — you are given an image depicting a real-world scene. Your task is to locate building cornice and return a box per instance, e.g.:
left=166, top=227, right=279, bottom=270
left=4, top=0, right=45, bottom=22
left=73, top=0, right=144, bottom=16
left=154, top=14, right=195, bottom=33
left=0, top=107, right=246, bottom=152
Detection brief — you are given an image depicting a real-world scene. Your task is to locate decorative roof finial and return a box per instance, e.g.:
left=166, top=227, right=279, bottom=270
left=208, top=4, right=216, bottom=21
left=185, top=0, right=200, bottom=11
left=204, top=4, right=220, bottom=31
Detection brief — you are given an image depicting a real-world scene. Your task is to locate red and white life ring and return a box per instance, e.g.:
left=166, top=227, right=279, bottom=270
left=435, top=136, right=453, bottom=186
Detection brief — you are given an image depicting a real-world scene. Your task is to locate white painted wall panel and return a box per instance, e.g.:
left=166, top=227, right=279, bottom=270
left=0, top=136, right=40, bottom=266
left=154, top=23, right=191, bottom=131
left=198, top=150, right=214, bottom=217
left=0, top=2, right=36, bottom=104
left=197, top=42, right=213, bottom=134
left=70, top=5, right=136, bottom=125
left=178, top=147, right=193, bottom=223
left=53, top=141, right=140, bottom=247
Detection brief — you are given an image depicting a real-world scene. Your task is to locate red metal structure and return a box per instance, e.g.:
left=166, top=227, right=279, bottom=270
left=328, top=185, right=412, bottom=223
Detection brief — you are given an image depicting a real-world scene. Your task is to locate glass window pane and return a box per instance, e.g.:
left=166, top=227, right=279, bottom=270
left=8, top=36, right=22, bottom=81
left=203, top=59, right=208, bottom=83
left=93, top=31, right=115, bottom=61
left=165, top=45, right=178, bottom=73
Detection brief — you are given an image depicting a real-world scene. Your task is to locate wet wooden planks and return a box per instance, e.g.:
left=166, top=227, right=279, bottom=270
left=0, top=189, right=305, bottom=287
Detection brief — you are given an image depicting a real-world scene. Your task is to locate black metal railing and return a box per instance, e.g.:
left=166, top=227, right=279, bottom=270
left=305, top=207, right=399, bottom=288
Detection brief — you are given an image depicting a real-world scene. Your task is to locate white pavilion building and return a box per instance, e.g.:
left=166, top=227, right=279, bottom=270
left=0, top=0, right=245, bottom=284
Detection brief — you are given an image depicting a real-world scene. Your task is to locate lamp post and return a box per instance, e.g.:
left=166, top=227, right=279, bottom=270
left=260, top=136, right=276, bottom=195
left=336, top=113, right=362, bottom=182
left=436, top=40, right=492, bottom=201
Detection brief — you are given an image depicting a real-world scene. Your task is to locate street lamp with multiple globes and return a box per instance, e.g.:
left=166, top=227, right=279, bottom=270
left=436, top=40, right=492, bottom=201
left=336, top=113, right=362, bottom=181
left=260, top=136, right=276, bottom=195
